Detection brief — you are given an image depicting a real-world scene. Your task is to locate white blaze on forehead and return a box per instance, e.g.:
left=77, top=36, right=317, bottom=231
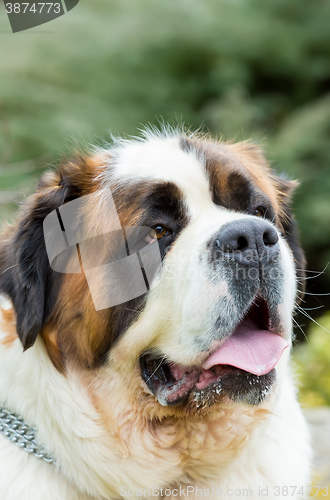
left=107, top=135, right=215, bottom=218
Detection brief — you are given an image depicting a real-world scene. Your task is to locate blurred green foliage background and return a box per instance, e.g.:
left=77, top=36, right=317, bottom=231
left=0, top=0, right=329, bottom=404
left=294, top=312, right=330, bottom=407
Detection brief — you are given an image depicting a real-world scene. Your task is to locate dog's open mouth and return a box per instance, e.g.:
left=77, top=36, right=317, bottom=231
left=140, top=298, right=288, bottom=407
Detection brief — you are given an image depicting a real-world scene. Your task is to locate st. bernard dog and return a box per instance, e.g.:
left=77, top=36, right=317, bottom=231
left=0, top=128, right=311, bottom=500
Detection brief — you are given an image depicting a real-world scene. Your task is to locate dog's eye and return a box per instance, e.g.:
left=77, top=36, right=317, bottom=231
left=253, top=206, right=266, bottom=218
left=144, top=225, right=173, bottom=245
left=151, top=225, right=171, bottom=240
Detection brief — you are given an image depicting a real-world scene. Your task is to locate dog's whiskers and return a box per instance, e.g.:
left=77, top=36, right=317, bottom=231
left=299, top=305, right=324, bottom=312
left=82, top=370, right=103, bottom=392
left=292, top=317, right=308, bottom=343
left=0, top=264, right=18, bottom=276
left=296, top=263, right=329, bottom=276
left=121, top=307, right=176, bottom=321
left=296, top=305, right=330, bottom=334
left=145, top=355, right=167, bottom=384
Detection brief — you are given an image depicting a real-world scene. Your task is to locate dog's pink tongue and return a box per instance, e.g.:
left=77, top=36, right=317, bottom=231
left=202, top=319, right=289, bottom=376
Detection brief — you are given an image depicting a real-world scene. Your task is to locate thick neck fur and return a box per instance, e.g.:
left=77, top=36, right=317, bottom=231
left=0, top=303, right=311, bottom=500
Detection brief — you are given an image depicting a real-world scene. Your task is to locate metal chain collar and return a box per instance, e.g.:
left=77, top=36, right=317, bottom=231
left=0, top=407, right=57, bottom=465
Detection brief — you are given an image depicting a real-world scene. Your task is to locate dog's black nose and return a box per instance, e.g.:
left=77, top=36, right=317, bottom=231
left=213, top=219, right=279, bottom=265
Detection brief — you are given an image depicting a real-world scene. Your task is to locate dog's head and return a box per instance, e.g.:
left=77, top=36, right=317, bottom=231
left=0, top=129, right=305, bottom=416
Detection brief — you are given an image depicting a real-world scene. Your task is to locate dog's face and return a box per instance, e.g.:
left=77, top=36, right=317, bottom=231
left=0, top=130, right=305, bottom=418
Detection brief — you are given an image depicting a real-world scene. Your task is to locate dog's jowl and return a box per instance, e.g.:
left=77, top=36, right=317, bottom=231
left=0, top=128, right=311, bottom=500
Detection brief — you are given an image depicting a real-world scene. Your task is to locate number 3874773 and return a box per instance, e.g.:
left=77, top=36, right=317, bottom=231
left=5, top=3, right=61, bottom=14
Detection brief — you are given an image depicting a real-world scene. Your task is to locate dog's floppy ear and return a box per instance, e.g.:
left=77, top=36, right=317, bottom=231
left=0, top=155, right=98, bottom=350
left=273, top=174, right=306, bottom=300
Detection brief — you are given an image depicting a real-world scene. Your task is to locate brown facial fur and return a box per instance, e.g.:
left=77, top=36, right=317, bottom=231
left=0, top=133, right=304, bottom=379
left=0, top=152, right=107, bottom=356
left=181, top=137, right=286, bottom=223
left=0, top=307, right=17, bottom=347
left=40, top=179, right=187, bottom=372
left=180, top=136, right=305, bottom=293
